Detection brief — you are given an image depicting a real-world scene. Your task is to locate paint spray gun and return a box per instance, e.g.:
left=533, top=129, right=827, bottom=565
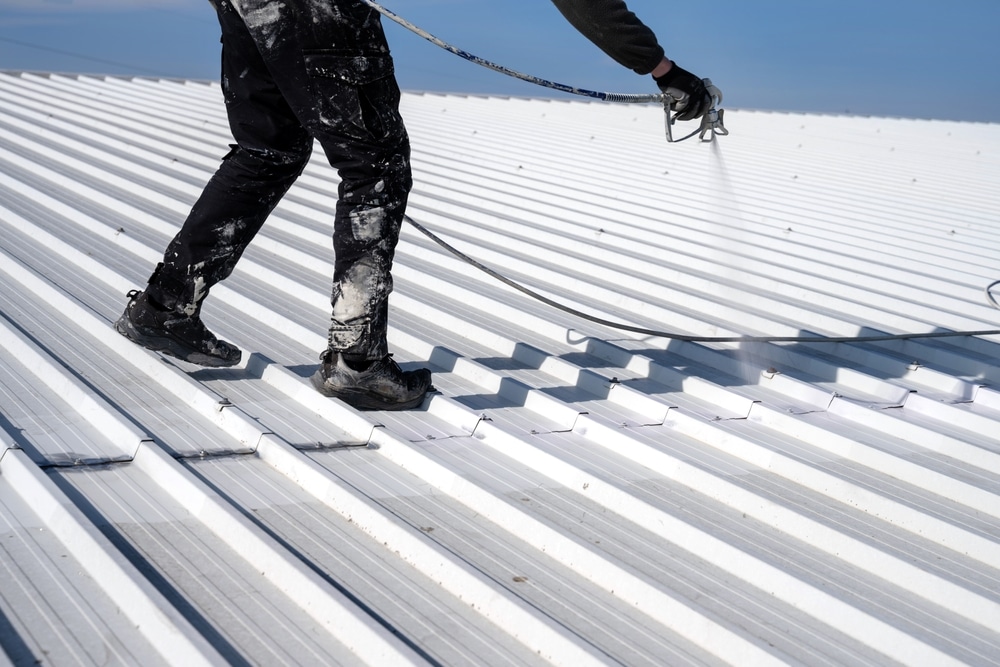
left=664, top=79, right=728, bottom=143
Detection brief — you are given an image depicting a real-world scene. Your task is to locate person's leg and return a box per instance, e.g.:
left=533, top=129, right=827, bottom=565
left=118, top=0, right=314, bottom=367
left=221, top=0, right=431, bottom=408
left=147, top=0, right=313, bottom=315
left=222, top=0, right=411, bottom=362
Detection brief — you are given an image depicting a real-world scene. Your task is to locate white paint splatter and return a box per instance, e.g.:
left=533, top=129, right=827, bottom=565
left=232, top=0, right=286, bottom=50
left=218, top=221, right=239, bottom=242
left=185, top=276, right=207, bottom=316
left=349, top=207, right=386, bottom=242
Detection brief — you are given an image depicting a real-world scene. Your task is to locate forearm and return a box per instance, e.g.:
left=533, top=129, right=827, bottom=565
left=549, top=0, right=666, bottom=75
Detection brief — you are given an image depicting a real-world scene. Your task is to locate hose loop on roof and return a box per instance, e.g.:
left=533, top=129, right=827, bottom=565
left=406, top=215, right=1000, bottom=344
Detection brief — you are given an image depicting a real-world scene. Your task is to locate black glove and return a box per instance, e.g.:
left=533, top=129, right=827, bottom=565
left=654, top=64, right=711, bottom=121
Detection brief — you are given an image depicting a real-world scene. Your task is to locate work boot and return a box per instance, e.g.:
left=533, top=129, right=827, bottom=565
left=310, top=350, right=433, bottom=411
left=115, top=290, right=242, bottom=367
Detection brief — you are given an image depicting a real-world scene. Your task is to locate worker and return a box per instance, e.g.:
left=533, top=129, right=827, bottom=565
left=115, top=0, right=711, bottom=410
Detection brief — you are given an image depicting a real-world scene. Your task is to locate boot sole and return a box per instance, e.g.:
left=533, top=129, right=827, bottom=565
left=115, top=316, right=242, bottom=368
left=310, top=371, right=430, bottom=411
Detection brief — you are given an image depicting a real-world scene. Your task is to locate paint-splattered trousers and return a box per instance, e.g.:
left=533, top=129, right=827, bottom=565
left=147, top=0, right=412, bottom=360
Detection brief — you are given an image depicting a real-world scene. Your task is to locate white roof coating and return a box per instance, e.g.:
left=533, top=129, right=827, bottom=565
left=1, top=71, right=1000, bottom=666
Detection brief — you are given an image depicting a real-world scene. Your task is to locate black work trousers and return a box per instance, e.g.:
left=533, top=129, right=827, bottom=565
left=147, top=0, right=412, bottom=360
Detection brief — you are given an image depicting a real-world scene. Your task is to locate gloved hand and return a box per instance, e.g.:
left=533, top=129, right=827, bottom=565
left=654, top=63, right=711, bottom=121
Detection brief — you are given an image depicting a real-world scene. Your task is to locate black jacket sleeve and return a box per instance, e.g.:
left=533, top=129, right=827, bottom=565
left=549, top=0, right=665, bottom=75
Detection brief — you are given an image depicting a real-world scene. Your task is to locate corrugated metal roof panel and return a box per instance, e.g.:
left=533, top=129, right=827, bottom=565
left=1, top=71, right=1000, bottom=665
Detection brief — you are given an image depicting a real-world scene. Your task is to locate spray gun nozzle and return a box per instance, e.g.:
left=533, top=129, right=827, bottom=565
left=699, top=107, right=728, bottom=142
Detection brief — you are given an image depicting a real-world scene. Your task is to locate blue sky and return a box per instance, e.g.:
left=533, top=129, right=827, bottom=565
left=1, top=0, right=998, bottom=122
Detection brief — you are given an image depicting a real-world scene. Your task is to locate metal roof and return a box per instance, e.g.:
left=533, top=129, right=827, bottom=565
left=1, top=71, right=1000, bottom=666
